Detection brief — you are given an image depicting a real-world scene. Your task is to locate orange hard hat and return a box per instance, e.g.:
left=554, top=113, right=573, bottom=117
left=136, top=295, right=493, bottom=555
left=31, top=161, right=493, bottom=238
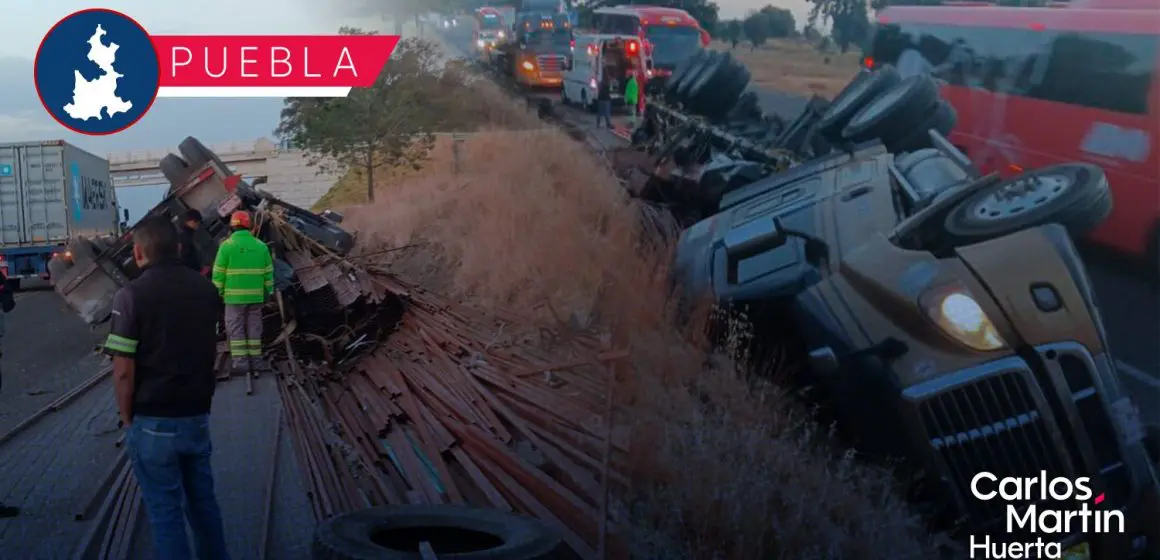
left=230, top=211, right=251, bottom=228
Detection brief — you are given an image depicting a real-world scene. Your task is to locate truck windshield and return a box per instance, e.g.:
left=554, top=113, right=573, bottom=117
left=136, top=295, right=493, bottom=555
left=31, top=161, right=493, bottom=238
left=527, top=31, right=571, bottom=52
left=479, top=15, right=504, bottom=29
left=646, top=25, right=701, bottom=67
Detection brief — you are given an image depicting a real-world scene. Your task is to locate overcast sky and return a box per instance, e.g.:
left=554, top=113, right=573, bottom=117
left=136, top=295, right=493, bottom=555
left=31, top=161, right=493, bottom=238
left=0, top=1, right=805, bottom=156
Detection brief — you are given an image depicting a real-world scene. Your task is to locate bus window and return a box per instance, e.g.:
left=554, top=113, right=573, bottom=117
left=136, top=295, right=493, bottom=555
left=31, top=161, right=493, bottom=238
left=872, top=22, right=1156, bottom=114
left=597, top=14, right=639, bottom=35
left=645, top=25, right=702, bottom=67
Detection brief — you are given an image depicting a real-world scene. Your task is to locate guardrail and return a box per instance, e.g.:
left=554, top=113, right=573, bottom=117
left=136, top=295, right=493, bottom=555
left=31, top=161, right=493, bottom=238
left=107, top=139, right=281, bottom=166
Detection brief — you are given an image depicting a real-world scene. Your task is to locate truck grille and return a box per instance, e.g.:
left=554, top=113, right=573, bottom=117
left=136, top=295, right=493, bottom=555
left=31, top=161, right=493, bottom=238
left=918, top=370, right=1069, bottom=534
left=537, top=55, right=563, bottom=74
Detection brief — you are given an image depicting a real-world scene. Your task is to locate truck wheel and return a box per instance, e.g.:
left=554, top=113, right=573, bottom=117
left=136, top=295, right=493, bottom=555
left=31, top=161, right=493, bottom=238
left=943, top=163, right=1112, bottom=246
left=884, top=100, right=957, bottom=154
left=817, top=66, right=901, bottom=141
left=178, top=137, right=229, bottom=174
left=686, top=55, right=750, bottom=119
left=674, top=51, right=720, bottom=104
left=841, top=74, right=940, bottom=147
left=664, top=49, right=707, bottom=100
left=312, top=505, right=562, bottom=560
left=160, top=154, right=190, bottom=186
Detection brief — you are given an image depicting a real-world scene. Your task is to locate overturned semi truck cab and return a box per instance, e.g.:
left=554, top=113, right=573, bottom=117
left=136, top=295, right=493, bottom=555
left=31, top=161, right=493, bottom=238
left=48, top=137, right=355, bottom=325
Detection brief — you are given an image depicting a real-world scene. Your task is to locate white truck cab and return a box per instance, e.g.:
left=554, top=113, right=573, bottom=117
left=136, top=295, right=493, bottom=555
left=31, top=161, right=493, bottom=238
left=561, top=34, right=650, bottom=110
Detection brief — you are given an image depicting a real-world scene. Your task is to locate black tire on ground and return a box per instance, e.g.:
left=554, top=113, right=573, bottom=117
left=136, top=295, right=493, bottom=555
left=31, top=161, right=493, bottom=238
left=312, top=505, right=562, bottom=560
left=840, top=74, right=940, bottom=146
left=160, top=153, right=190, bottom=186
left=726, top=91, right=761, bottom=122
left=681, top=52, right=731, bottom=108
left=884, top=100, right=957, bottom=154
left=817, top=67, right=901, bottom=141
left=943, top=163, right=1113, bottom=246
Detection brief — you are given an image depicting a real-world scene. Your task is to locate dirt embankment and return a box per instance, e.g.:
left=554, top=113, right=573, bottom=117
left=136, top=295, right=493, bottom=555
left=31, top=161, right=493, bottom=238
left=338, top=74, right=940, bottom=557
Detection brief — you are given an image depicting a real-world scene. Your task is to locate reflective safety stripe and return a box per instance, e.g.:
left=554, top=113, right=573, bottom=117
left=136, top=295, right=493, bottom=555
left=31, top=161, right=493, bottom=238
left=212, top=281, right=224, bottom=288
left=224, top=268, right=267, bottom=275
left=244, top=339, right=262, bottom=346
left=223, top=288, right=264, bottom=296
left=105, top=333, right=137, bottom=353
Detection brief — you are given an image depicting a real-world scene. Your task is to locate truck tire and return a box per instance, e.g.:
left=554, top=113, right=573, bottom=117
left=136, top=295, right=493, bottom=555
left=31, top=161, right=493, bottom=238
left=943, top=162, right=1112, bottom=246
left=160, top=154, right=190, bottom=186
left=686, top=55, right=750, bottom=119
left=841, top=74, right=940, bottom=146
left=312, top=505, right=562, bottom=560
left=817, top=67, right=900, bottom=141
left=884, top=100, right=957, bottom=154
left=674, top=51, right=720, bottom=104
left=178, top=137, right=230, bottom=174
left=665, top=49, right=708, bottom=100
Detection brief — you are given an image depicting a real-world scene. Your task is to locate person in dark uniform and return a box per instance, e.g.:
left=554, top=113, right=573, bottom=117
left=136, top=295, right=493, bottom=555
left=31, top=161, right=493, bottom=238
left=103, top=216, right=230, bottom=559
left=176, top=209, right=203, bottom=272
left=596, top=75, right=613, bottom=129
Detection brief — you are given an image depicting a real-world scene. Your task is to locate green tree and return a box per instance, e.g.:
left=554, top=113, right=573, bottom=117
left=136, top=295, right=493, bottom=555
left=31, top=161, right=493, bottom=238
left=720, top=19, right=742, bottom=48
left=806, top=0, right=871, bottom=53
left=742, top=12, right=772, bottom=49
left=276, top=33, right=444, bottom=203
left=759, top=5, right=795, bottom=38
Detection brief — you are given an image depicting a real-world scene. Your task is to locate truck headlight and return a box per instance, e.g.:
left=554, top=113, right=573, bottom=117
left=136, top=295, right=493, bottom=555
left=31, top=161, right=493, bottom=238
left=921, top=286, right=1006, bottom=351
left=498, top=30, right=505, bottom=38
left=477, top=39, right=485, bottom=47
left=522, top=60, right=535, bottom=70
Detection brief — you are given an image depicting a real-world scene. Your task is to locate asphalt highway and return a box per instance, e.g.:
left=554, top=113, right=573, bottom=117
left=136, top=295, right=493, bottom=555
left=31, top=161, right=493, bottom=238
left=434, top=24, right=1159, bottom=421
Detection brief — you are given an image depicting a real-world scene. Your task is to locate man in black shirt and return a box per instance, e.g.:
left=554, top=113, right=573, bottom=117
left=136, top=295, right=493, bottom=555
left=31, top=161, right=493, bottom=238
left=596, top=75, right=613, bottom=129
left=104, top=216, right=230, bottom=559
left=176, top=208, right=203, bottom=272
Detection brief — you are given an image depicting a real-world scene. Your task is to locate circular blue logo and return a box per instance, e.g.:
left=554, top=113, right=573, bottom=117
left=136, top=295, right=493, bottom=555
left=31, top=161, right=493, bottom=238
left=35, top=9, right=159, bottom=136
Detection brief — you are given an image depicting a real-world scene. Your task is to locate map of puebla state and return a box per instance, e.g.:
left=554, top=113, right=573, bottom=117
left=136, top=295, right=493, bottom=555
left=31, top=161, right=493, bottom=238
left=62, top=24, right=132, bottom=120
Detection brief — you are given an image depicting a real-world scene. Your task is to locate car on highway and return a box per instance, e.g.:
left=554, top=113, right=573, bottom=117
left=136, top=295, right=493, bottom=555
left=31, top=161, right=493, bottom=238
left=640, top=50, right=1160, bottom=556
left=869, top=0, right=1160, bottom=269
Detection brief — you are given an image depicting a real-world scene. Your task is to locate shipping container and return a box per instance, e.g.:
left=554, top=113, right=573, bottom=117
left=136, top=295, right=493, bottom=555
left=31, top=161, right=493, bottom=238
left=0, top=140, right=120, bottom=287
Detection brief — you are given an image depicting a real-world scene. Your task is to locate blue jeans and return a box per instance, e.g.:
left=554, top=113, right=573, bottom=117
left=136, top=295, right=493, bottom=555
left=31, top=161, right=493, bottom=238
left=596, top=100, right=612, bottom=127
left=127, top=415, right=230, bottom=560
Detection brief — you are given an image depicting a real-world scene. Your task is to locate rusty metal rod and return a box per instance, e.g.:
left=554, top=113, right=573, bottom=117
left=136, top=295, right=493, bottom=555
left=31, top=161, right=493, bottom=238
left=72, top=459, right=131, bottom=559
left=596, top=361, right=617, bottom=559
left=75, top=450, right=127, bottom=520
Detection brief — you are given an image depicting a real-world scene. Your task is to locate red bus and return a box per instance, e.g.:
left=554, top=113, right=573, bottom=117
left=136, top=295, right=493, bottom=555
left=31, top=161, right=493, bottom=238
left=590, top=6, right=709, bottom=74
left=869, top=2, right=1160, bottom=264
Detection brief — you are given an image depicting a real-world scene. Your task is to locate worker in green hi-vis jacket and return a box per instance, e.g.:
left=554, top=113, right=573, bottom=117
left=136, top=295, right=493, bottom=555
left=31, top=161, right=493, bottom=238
left=212, top=211, right=274, bottom=376
left=625, top=68, right=640, bottom=128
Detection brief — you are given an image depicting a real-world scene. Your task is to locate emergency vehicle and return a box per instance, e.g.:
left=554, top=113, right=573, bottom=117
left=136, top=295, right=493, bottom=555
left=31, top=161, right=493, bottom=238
left=561, top=34, right=648, bottom=110
left=588, top=5, right=708, bottom=76
left=869, top=0, right=1160, bottom=265
left=472, top=7, right=508, bottom=54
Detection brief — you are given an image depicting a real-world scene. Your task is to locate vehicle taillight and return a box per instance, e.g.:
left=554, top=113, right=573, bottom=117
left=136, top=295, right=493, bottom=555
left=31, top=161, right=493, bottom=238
left=590, top=77, right=597, bottom=88
left=862, top=56, right=874, bottom=68
left=1029, top=22, right=1046, bottom=31
left=699, top=28, right=710, bottom=46
left=627, top=40, right=638, bottom=55
left=570, top=38, right=575, bottom=49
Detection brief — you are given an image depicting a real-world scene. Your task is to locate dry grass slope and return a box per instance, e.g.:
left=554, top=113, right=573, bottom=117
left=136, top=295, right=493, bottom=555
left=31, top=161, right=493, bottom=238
left=339, top=76, right=941, bottom=558
left=714, top=39, right=862, bottom=99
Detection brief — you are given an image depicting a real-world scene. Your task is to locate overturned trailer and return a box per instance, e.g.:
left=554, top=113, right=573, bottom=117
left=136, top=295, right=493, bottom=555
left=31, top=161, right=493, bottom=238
left=48, top=137, right=397, bottom=363
left=625, top=52, right=1160, bottom=554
